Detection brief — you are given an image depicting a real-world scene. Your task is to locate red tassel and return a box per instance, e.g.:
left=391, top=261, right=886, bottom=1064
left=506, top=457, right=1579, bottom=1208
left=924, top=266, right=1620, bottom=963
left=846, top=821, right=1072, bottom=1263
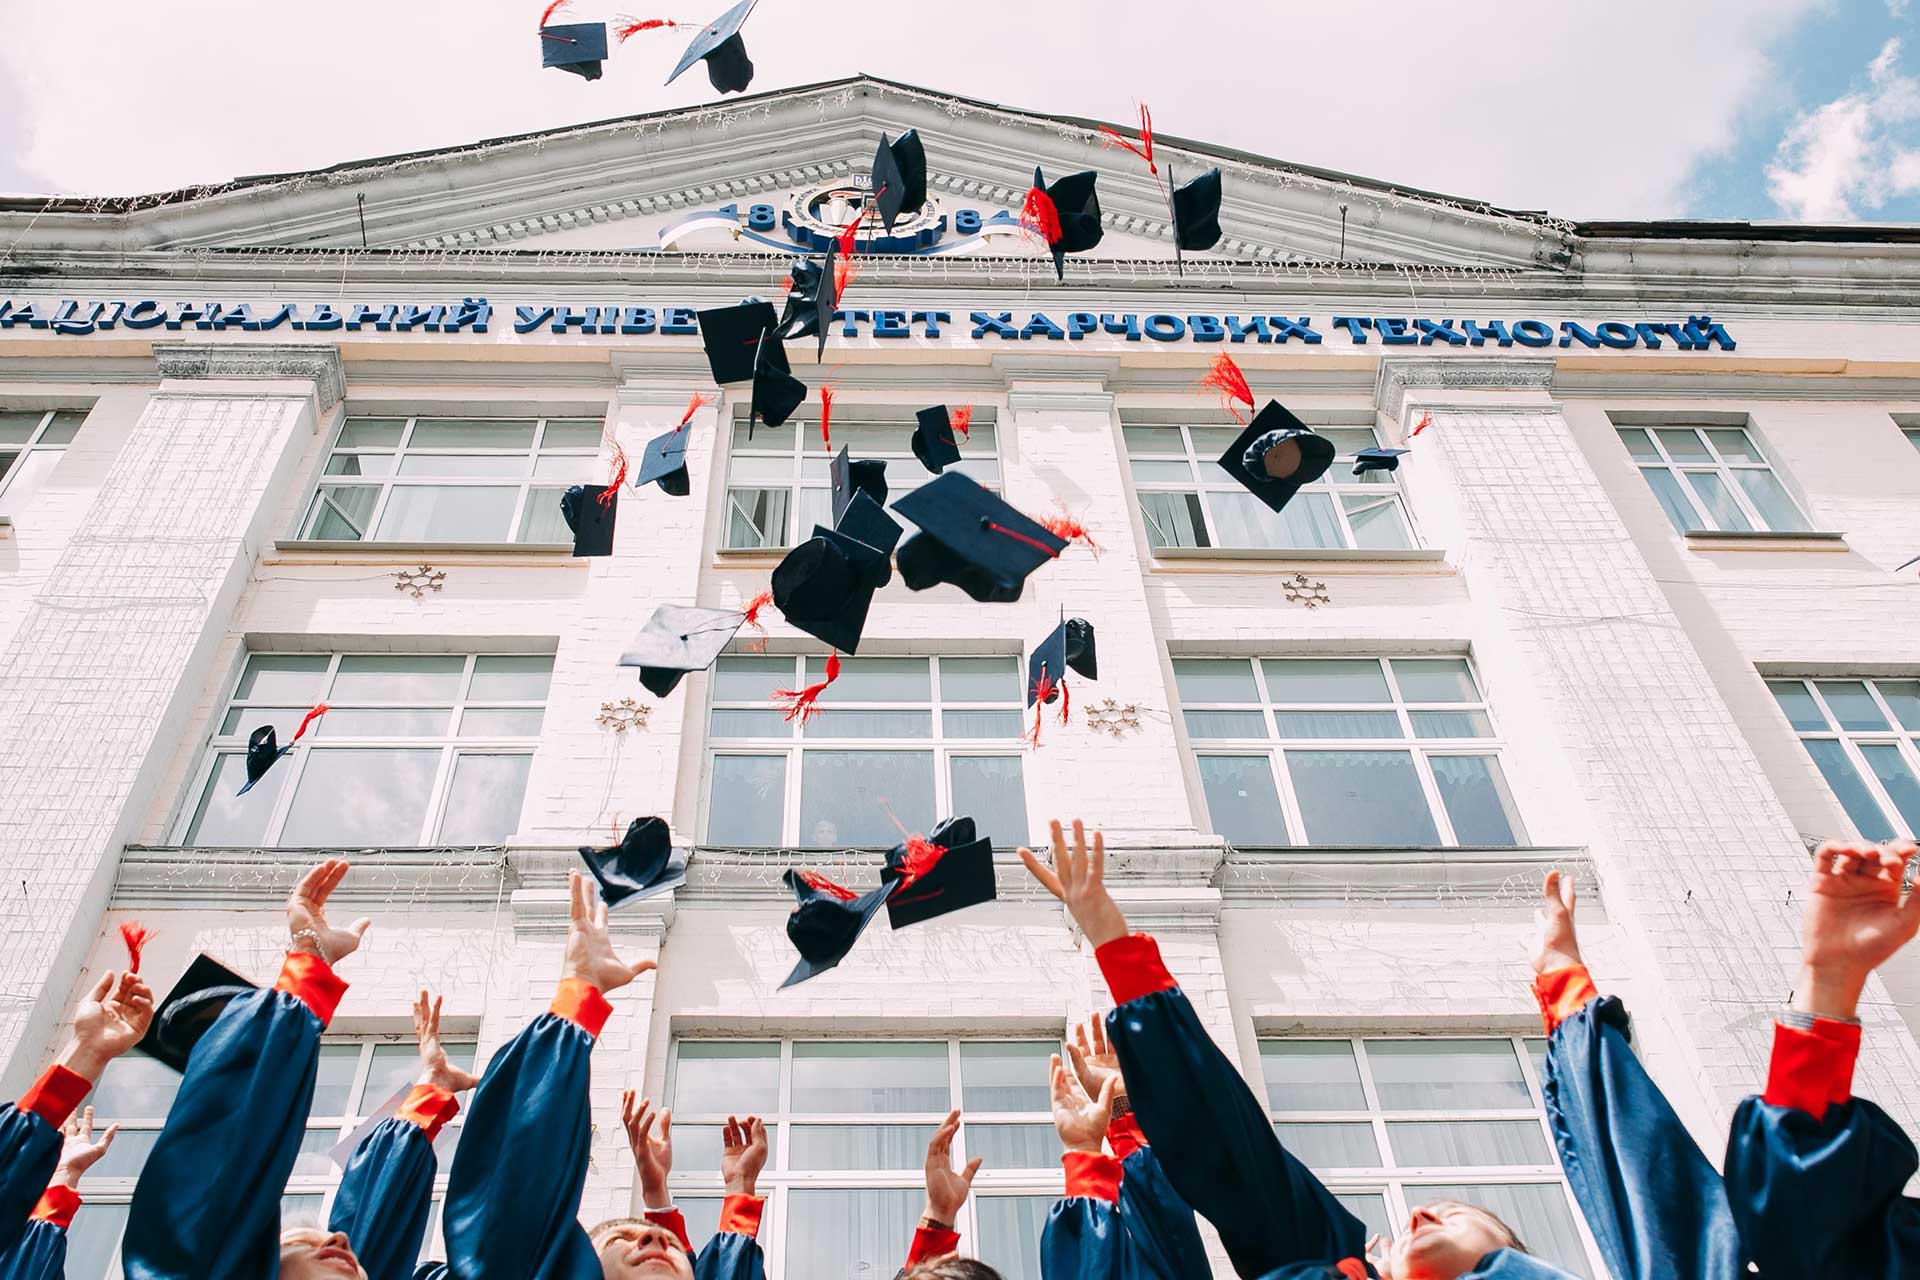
left=615, top=17, right=686, bottom=40
left=600, top=440, right=628, bottom=503
left=1040, top=513, right=1099, bottom=558
left=1198, top=353, right=1255, bottom=422
left=833, top=256, right=859, bottom=306
left=1058, top=677, right=1070, bottom=726
left=950, top=405, right=973, bottom=439
left=119, top=922, right=152, bottom=974
left=1027, top=668, right=1057, bottom=749
left=896, top=838, right=949, bottom=888
left=291, top=703, right=329, bottom=743
left=1410, top=411, right=1433, bottom=438
left=538, top=0, right=571, bottom=25
left=798, top=870, right=858, bottom=902
left=819, top=386, right=834, bottom=451
left=1020, top=186, right=1063, bottom=246
left=741, top=590, right=774, bottom=629
left=836, top=209, right=864, bottom=260
left=774, top=652, right=841, bottom=724
left=1096, top=104, right=1157, bottom=174
left=677, top=390, right=710, bottom=431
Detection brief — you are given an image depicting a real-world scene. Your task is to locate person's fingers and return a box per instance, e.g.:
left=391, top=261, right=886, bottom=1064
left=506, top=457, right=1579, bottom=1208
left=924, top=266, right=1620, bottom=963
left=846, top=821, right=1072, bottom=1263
left=961, top=1155, right=982, bottom=1186
left=349, top=918, right=372, bottom=943
left=97, top=1123, right=117, bottom=1152
left=1072, top=1023, right=1090, bottom=1059
left=1091, top=828, right=1104, bottom=889
left=1561, top=871, right=1577, bottom=912
left=292, top=861, right=329, bottom=906
left=77, top=1106, right=92, bottom=1142
left=634, top=1104, right=656, bottom=1143
left=1095, top=1075, right=1118, bottom=1113
left=1092, top=1016, right=1109, bottom=1057
left=595, top=899, right=609, bottom=930
left=1018, top=847, right=1066, bottom=900
left=1049, top=819, right=1068, bottom=888
left=1070, top=819, right=1087, bottom=887
left=85, top=970, right=113, bottom=1003
left=431, top=994, right=443, bottom=1034
left=569, top=870, right=586, bottom=922
left=658, top=1109, right=672, bottom=1142
left=723, top=1117, right=739, bottom=1148
left=1814, top=842, right=1843, bottom=875
left=1049, top=1053, right=1068, bottom=1104
left=621, top=1089, right=637, bottom=1127
left=630, top=958, right=658, bottom=979
left=1066, top=1039, right=1090, bottom=1084
left=1542, top=869, right=1560, bottom=906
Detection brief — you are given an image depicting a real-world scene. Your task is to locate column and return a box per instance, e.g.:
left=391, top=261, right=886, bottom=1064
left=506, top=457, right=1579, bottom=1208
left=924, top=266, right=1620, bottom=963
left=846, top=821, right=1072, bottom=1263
left=0, top=342, right=342, bottom=1092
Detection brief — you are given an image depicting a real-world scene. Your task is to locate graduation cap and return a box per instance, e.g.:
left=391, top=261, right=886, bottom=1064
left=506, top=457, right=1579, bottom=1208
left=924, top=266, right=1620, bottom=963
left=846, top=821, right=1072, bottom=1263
left=238, top=705, right=327, bottom=796
left=1026, top=617, right=1097, bottom=709
left=579, top=816, right=688, bottom=907
left=635, top=429, right=692, bottom=497
left=666, top=0, right=758, bottom=94
left=869, top=130, right=928, bottom=234
left=771, top=529, right=887, bottom=654
left=1169, top=165, right=1224, bottom=275
left=911, top=406, right=964, bottom=475
left=1216, top=402, right=1336, bottom=516
left=1353, top=447, right=1409, bottom=476
left=698, top=301, right=782, bottom=386
left=831, top=446, right=889, bottom=523
left=560, top=484, right=618, bottom=556
left=835, top=490, right=903, bottom=558
left=540, top=20, right=609, bottom=79
left=882, top=816, right=996, bottom=929
left=750, top=332, right=808, bottom=435
left=619, top=603, right=754, bottom=697
left=1023, top=167, right=1104, bottom=282
left=777, top=255, right=836, bottom=361
left=136, top=954, right=256, bottom=1074
left=893, top=472, right=1067, bottom=604
left=780, top=868, right=897, bottom=988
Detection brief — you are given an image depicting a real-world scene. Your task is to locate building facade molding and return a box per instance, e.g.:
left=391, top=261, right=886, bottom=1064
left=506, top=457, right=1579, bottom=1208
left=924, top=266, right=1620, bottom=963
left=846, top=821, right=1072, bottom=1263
left=152, top=341, right=346, bottom=411
left=1373, top=355, right=1558, bottom=422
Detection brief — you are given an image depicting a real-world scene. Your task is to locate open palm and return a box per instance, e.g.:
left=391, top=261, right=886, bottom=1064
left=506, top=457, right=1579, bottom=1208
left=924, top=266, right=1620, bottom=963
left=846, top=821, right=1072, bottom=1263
left=564, top=871, right=656, bottom=992
left=288, top=860, right=371, bottom=964
left=1804, top=841, right=1920, bottom=979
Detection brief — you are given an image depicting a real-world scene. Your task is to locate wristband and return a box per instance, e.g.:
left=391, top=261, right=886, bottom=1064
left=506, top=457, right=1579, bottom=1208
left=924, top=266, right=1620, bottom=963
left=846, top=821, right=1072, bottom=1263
left=919, top=1215, right=953, bottom=1232
left=290, top=929, right=330, bottom=963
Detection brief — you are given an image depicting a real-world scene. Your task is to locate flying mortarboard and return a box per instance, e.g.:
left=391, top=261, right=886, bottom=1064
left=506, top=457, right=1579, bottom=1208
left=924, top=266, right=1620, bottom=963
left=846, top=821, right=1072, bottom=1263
left=560, top=484, right=618, bottom=556
left=137, top=954, right=256, bottom=1074
left=892, top=472, right=1067, bottom=604
left=835, top=490, right=903, bottom=559
left=666, top=0, right=758, bottom=94
left=771, top=530, right=886, bottom=654
left=636, top=429, right=692, bottom=496
left=540, top=19, right=609, bottom=80
left=239, top=704, right=328, bottom=796
left=869, top=131, right=928, bottom=234
left=579, top=816, right=688, bottom=907
left=882, top=816, right=996, bottom=929
left=780, top=869, right=897, bottom=988
left=750, top=331, right=808, bottom=435
left=1027, top=617, right=1098, bottom=708
left=1168, top=164, right=1224, bottom=276
left=911, top=406, right=964, bottom=475
left=831, top=446, right=889, bottom=523
left=698, top=300, right=783, bottom=385
left=777, top=256, right=836, bottom=362
left=1023, top=167, right=1104, bottom=282
left=618, top=603, right=752, bottom=697
left=1352, top=446, right=1409, bottom=476
left=1216, top=402, right=1336, bottom=516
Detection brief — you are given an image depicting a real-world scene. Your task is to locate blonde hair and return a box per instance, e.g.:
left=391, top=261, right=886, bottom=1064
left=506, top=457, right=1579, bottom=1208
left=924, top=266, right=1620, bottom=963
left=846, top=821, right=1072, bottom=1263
left=1424, top=1200, right=1530, bottom=1255
left=903, top=1260, right=1003, bottom=1280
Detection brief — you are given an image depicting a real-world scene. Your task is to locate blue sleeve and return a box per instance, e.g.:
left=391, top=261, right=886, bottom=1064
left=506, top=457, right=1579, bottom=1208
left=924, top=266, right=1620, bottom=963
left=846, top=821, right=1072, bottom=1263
left=121, top=979, right=331, bottom=1280
left=0, top=1109, right=62, bottom=1256
left=1116, top=1144, right=1210, bottom=1280
left=441, top=1012, right=600, bottom=1280
left=329, top=1117, right=439, bottom=1280
left=1541, top=994, right=1741, bottom=1280
left=693, top=1232, right=767, bottom=1280
left=1468, top=1250, right=1587, bottom=1280
left=1040, top=1196, right=1123, bottom=1280
left=0, top=1220, right=66, bottom=1280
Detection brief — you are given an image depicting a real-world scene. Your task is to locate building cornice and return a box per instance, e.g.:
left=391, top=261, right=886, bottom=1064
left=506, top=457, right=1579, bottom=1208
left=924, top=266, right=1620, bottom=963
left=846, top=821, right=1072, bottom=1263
left=1374, top=355, right=1557, bottom=422
left=152, top=341, right=346, bottom=410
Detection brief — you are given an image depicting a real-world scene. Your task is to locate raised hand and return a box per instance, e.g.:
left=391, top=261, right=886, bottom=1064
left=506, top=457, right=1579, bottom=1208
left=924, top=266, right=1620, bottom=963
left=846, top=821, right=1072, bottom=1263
left=1067, top=1018, right=1126, bottom=1110
left=1530, top=870, right=1584, bottom=975
left=1795, top=840, right=1920, bottom=1019
left=1049, top=1052, right=1116, bottom=1154
left=721, top=1114, right=768, bottom=1198
left=622, top=1091, right=674, bottom=1209
left=922, top=1109, right=981, bottom=1227
left=1019, top=819, right=1129, bottom=947
left=287, top=859, right=371, bottom=965
left=563, top=870, right=656, bottom=994
left=51, top=1107, right=118, bottom=1190
left=414, top=990, right=479, bottom=1093
left=64, top=970, right=154, bottom=1081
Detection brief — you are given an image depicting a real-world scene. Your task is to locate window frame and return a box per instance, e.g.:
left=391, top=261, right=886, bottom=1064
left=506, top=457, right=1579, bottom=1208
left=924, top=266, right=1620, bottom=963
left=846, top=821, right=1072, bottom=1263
left=0, top=407, right=85, bottom=512
left=1615, top=423, right=1811, bottom=535
left=1769, top=676, right=1920, bottom=841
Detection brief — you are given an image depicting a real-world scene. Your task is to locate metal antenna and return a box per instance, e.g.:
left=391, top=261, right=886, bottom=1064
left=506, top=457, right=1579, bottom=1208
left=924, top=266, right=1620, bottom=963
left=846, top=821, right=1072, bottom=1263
left=1338, top=203, right=1349, bottom=262
left=356, top=193, right=369, bottom=249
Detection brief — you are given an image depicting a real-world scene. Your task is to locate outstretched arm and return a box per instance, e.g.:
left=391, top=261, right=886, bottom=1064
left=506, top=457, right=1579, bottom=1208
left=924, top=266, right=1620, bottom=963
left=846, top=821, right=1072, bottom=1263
left=693, top=1114, right=769, bottom=1280
left=1038, top=1050, right=1124, bottom=1280
left=0, top=1108, right=121, bottom=1280
left=898, top=1109, right=979, bottom=1275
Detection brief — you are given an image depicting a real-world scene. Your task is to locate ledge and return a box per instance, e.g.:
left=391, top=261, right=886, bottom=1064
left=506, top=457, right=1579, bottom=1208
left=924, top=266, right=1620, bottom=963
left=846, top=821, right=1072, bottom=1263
left=715, top=546, right=787, bottom=564
left=271, top=539, right=577, bottom=557
left=1150, top=547, right=1452, bottom=572
left=113, top=845, right=514, bottom=907
left=1682, top=530, right=1848, bottom=552
left=1217, top=845, right=1593, bottom=903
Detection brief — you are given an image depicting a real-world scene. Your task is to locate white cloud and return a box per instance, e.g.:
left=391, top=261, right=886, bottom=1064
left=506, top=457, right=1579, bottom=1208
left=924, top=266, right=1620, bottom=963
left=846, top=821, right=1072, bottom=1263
left=1891, top=0, right=1910, bottom=16
left=1767, top=36, right=1920, bottom=220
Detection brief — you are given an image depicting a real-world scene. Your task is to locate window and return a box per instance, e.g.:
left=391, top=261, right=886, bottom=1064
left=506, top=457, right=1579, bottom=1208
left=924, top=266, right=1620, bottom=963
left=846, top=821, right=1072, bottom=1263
left=1616, top=424, right=1810, bottom=535
left=722, top=408, right=1001, bottom=550
left=1905, top=427, right=1920, bottom=453
left=66, top=1034, right=477, bottom=1279
left=0, top=409, right=84, bottom=515
left=1769, top=677, right=1920, bottom=840
left=1124, top=418, right=1413, bottom=552
left=181, top=652, right=551, bottom=848
left=666, top=1039, right=1059, bottom=1280
left=1261, top=1035, right=1596, bottom=1278
left=706, top=656, right=1031, bottom=849
left=299, top=415, right=605, bottom=544
left=1176, top=657, right=1524, bottom=848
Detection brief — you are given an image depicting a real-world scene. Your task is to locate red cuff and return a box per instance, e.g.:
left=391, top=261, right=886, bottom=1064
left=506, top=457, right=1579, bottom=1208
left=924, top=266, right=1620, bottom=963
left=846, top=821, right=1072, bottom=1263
left=1107, top=1112, right=1146, bottom=1162
left=1764, top=1018, right=1863, bottom=1121
left=18, top=1065, right=90, bottom=1128
left=644, top=1207, right=692, bottom=1253
left=396, top=1083, right=460, bottom=1140
left=1062, top=1150, right=1122, bottom=1203
left=717, top=1194, right=764, bottom=1238
left=907, top=1224, right=962, bottom=1266
left=1532, top=964, right=1600, bottom=1036
left=274, top=952, right=348, bottom=1027
left=1095, top=934, right=1178, bottom=1007
left=29, top=1185, right=79, bottom=1229
left=550, top=979, right=613, bottom=1039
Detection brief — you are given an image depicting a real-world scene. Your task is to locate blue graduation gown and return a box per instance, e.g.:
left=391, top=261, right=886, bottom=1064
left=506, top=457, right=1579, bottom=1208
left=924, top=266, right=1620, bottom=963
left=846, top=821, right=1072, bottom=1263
left=1116, top=1140, right=1211, bottom=1280
left=328, top=1085, right=458, bottom=1280
left=1039, top=1140, right=1208, bottom=1280
left=0, top=1220, right=65, bottom=1280
left=0, top=1069, right=87, bottom=1256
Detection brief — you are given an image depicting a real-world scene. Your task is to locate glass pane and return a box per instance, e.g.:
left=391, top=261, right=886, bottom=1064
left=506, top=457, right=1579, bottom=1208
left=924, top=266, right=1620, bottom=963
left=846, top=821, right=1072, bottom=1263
left=470, top=655, right=553, bottom=701
left=789, top=1124, right=935, bottom=1169
left=1392, top=658, right=1480, bottom=703
left=1859, top=745, right=1920, bottom=833
left=1173, top=658, right=1259, bottom=703
left=976, top=1195, right=1052, bottom=1280
left=281, top=1193, right=327, bottom=1230
left=1122, top=425, right=1185, bottom=455
left=408, top=420, right=537, bottom=449
left=1524, top=1038, right=1549, bottom=1088
left=1816, top=681, right=1889, bottom=731
left=92, top=1054, right=181, bottom=1118
left=87, top=1125, right=160, bottom=1178
left=291, top=1126, right=342, bottom=1177
left=1263, top=659, right=1391, bottom=704
left=668, top=1123, right=782, bottom=1173
left=1335, top=1193, right=1393, bottom=1245
left=1208, top=490, right=1335, bottom=549
left=221, top=706, right=308, bottom=737
left=310, top=1043, right=365, bottom=1114
left=1389, top=1120, right=1549, bottom=1167
left=279, top=748, right=441, bottom=846
left=961, top=1042, right=1054, bottom=1111
left=531, top=455, right=594, bottom=481
left=1682, top=470, right=1752, bottom=533
left=1413, top=1185, right=1591, bottom=1279
left=1769, top=681, right=1827, bottom=732
left=1273, top=710, right=1404, bottom=739
left=1431, top=756, right=1522, bottom=846
left=1184, top=710, right=1269, bottom=739
left=458, top=707, right=545, bottom=737
left=791, top=1042, right=947, bottom=1113
left=337, top=418, right=406, bottom=447
left=713, top=656, right=796, bottom=702
left=671, top=1043, right=780, bottom=1115
left=1803, top=739, right=1897, bottom=841
left=1411, top=710, right=1494, bottom=739
left=1261, top=1041, right=1365, bottom=1110
left=438, top=754, right=532, bottom=844
left=372, top=485, right=519, bottom=542
left=1639, top=467, right=1700, bottom=534
left=47, top=410, right=87, bottom=435
left=732, top=417, right=794, bottom=451
left=1275, top=1121, right=1381, bottom=1168
left=802, top=710, right=932, bottom=738
left=396, top=454, right=528, bottom=477
left=1876, top=679, right=1920, bottom=731
left=236, top=654, right=330, bottom=701
left=67, top=1202, right=129, bottom=1280
left=1286, top=751, right=1439, bottom=846
left=806, top=656, right=930, bottom=702
left=1344, top=493, right=1414, bottom=549
left=1654, top=428, right=1711, bottom=460
left=0, top=411, right=38, bottom=443
left=944, top=710, right=1026, bottom=738
left=797, top=487, right=833, bottom=535
left=1705, top=428, right=1763, bottom=462
left=726, top=487, right=789, bottom=549
left=1130, top=460, right=1195, bottom=483
left=1615, top=427, right=1659, bottom=460
left=949, top=755, right=1030, bottom=848
left=185, top=754, right=284, bottom=846
left=798, top=751, right=934, bottom=848
left=315, top=708, right=451, bottom=737
left=324, top=455, right=394, bottom=477
left=675, top=1198, right=723, bottom=1252
left=332, top=655, right=465, bottom=702
left=364, top=1041, right=474, bottom=1113
left=1197, top=756, right=1288, bottom=846
left=968, top=1123, right=1058, bottom=1168
left=709, top=709, right=792, bottom=738
left=785, top=1189, right=921, bottom=1280
left=0, top=450, right=60, bottom=513
left=517, top=487, right=572, bottom=543
left=1731, top=468, right=1811, bottom=532
left=540, top=420, right=606, bottom=448
left=705, top=756, right=786, bottom=845
left=1367, top=1040, right=1530, bottom=1110
left=1139, top=491, right=1208, bottom=548
left=940, top=657, right=1021, bottom=703
left=730, top=456, right=794, bottom=485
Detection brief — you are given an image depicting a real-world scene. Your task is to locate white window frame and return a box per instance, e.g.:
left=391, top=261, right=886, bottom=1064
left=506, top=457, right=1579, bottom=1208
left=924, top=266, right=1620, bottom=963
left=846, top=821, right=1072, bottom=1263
left=297, top=413, right=605, bottom=545
left=0, top=408, right=85, bottom=512
left=1768, top=676, right=1920, bottom=841
left=1615, top=423, right=1811, bottom=534
left=1122, top=416, right=1415, bottom=552
left=1178, top=655, right=1526, bottom=848
left=703, top=655, right=1032, bottom=849
left=176, top=652, right=550, bottom=848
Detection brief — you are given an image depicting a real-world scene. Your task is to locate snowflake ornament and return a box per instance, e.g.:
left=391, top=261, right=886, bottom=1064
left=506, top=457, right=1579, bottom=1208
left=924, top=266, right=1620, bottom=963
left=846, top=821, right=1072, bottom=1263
left=393, top=565, right=446, bottom=599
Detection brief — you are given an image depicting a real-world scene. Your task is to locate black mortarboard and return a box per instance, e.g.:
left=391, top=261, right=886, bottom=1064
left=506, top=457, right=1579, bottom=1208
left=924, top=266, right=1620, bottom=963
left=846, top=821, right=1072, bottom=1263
left=772, top=532, right=884, bottom=654
left=835, top=490, right=903, bottom=558
left=137, top=954, right=256, bottom=1074
left=698, top=301, right=782, bottom=386
left=882, top=816, right=996, bottom=929
left=1031, top=166, right=1104, bottom=281
left=892, top=472, right=1066, bottom=604
left=1170, top=166, right=1224, bottom=252
left=666, top=0, right=758, bottom=94
left=1026, top=617, right=1098, bottom=707
left=560, top=484, right=617, bottom=556
left=1352, top=447, right=1409, bottom=476
left=781, top=869, right=896, bottom=988
left=240, top=726, right=289, bottom=795
left=1217, top=402, right=1336, bottom=515
left=777, top=255, right=835, bottom=362
left=750, top=332, right=808, bottom=433
left=911, top=406, right=964, bottom=475
left=540, top=21, right=609, bottom=80
left=579, top=816, right=687, bottom=907
left=636, top=429, right=691, bottom=497
left=1063, top=616, right=1097, bottom=680
left=618, top=604, right=748, bottom=697
left=869, top=130, right=928, bottom=234
left=831, top=446, right=889, bottom=523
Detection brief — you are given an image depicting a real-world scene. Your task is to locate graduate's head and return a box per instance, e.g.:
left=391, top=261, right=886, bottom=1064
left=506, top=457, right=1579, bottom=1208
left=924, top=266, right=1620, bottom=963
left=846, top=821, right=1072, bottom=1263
left=278, top=1228, right=366, bottom=1280
left=1384, top=1200, right=1527, bottom=1279
left=904, top=1258, right=1003, bottom=1279
left=591, top=1217, right=695, bottom=1279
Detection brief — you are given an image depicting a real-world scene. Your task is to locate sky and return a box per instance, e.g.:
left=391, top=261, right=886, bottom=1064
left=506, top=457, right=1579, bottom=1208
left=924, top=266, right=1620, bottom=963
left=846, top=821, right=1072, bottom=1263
left=0, top=0, right=1915, bottom=223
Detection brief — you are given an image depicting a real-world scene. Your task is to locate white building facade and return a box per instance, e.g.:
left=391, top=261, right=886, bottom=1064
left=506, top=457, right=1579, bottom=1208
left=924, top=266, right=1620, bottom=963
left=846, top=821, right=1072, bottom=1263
left=2, top=76, right=1919, bottom=1279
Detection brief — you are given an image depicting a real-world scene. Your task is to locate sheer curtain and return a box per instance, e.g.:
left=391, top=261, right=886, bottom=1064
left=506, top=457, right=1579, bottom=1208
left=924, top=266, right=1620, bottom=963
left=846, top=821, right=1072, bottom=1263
left=785, top=1188, right=920, bottom=1278
left=1286, top=751, right=1438, bottom=845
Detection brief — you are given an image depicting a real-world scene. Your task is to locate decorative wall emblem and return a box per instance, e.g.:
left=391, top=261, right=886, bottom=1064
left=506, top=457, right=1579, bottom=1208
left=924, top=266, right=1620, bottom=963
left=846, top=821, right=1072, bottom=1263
left=1083, top=699, right=1143, bottom=739
left=597, top=698, right=651, bottom=733
left=784, top=173, right=944, bottom=250
left=393, top=564, right=446, bottom=599
left=1282, top=573, right=1330, bottom=608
